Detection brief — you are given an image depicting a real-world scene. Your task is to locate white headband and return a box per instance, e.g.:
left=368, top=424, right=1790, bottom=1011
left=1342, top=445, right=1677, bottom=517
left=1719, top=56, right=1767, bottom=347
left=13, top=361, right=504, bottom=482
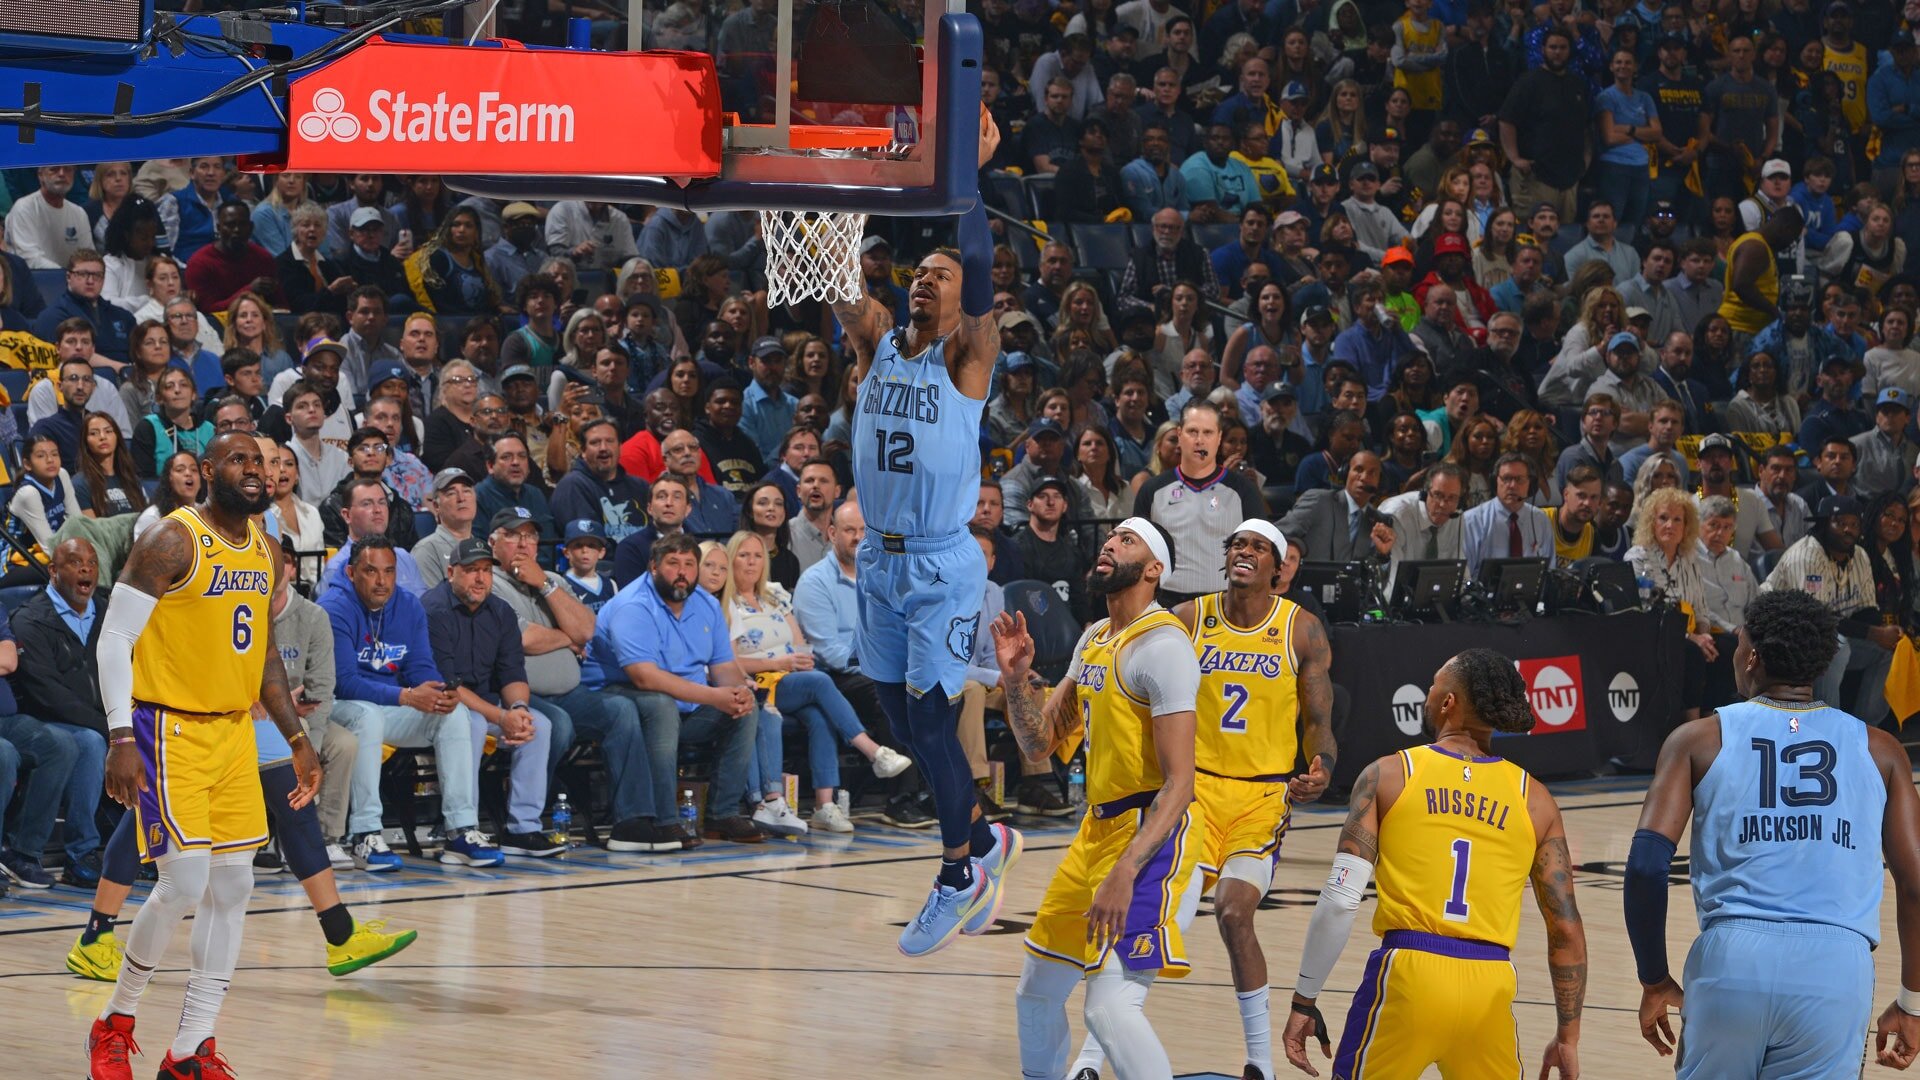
left=1231, top=518, right=1289, bottom=563
left=1116, top=516, right=1172, bottom=571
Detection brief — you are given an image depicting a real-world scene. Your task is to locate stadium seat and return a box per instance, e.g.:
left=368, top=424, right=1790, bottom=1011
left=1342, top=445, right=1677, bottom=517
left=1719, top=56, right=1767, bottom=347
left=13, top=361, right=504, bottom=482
left=1071, top=223, right=1133, bottom=274
left=1002, top=578, right=1082, bottom=684
left=0, top=369, right=29, bottom=403
left=1025, top=174, right=1056, bottom=219
left=414, top=510, right=437, bottom=540
left=1191, top=223, right=1238, bottom=252
left=30, top=269, right=64, bottom=301
left=985, top=174, right=1027, bottom=220
left=0, top=585, right=39, bottom=615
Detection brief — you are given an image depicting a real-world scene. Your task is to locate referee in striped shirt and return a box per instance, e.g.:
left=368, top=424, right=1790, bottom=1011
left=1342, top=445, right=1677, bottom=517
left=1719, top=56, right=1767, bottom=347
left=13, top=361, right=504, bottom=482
left=1132, top=400, right=1268, bottom=605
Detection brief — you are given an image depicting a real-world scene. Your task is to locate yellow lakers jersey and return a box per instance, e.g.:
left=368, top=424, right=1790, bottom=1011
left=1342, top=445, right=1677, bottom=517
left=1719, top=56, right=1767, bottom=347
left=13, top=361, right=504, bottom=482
left=1191, top=592, right=1300, bottom=779
left=1719, top=231, right=1779, bottom=334
left=1823, top=43, right=1868, bottom=132
left=1373, top=745, right=1537, bottom=949
left=1392, top=15, right=1445, bottom=112
left=131, top=507, right=273, bottom=715
left=1075, top=608, right=1189, bottom=805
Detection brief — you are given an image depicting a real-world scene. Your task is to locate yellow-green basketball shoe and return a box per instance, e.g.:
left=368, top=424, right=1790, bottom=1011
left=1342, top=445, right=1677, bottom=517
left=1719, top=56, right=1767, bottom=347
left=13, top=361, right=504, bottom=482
left=326, top=919, right=418, bottom=977
left=66, top=930, right=123, bottom=982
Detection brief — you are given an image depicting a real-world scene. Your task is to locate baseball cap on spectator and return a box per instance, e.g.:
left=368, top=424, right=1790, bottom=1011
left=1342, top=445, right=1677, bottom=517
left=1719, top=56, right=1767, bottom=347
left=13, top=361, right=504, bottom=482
left=1651, top=200, right=1677, bottom=219
left=563, top=519, right=609, bottom=549
left=305, top=338, right=347, bottom=363
left=1281, top=81, right=1309, bottom=101
left=1606, top=331, right=1642, bottom=353
left=447, top=537, right=496, bottom=568
left=1530, top=201, right=1559, bottom=218
left=501, top=202, right=545, bottom=222
left=1381, top=246, right=1413, bottom=267
left=859, top=235, right=892, bottom=256
left=999, top=310, right=1043, bottom=334
left=750, top=336, right=787, bottom=359
left=1697, top=434, right=1735, bottom=457
left=432, top=467, right=476, bottom=492
left=1658, top=32, right=1690, bottom=49
left=1878, top=388, right=1911, bottom=412
left=1817, top=494, right=1863, bottom=520
left=488, top=506, right=539, bottom=534
left=1825, top=0, right=1851, bottom=14
left=1433, top=233, right=1469, bottom=256
left=1376, top=126, right=1403, bottom=144
left=1310, top=165, right=1340, bottom=185
left=1030, top=475, right=1073, bottom=500
left=349, top=206, right=385, bottom=229
left=1761, top=159, right=1791, bottom=180
left=1274, top=210, right=1306, bottom=228
left=1004, top=351, right=1037, bottom=373
left=1025, top=417, right=1067, bottom=440
left=1261, top=379, right=1298, bottom=402
left=1821, top=352, right=1853, bottom=371
left=1351, top=162, right=1380, bottom=181
left=1625, top=306, right=1652, bottom=323
left=500, top=364, right=537, bottom=383
left=1465, top=127, right=1495, bottom=147
left=368, top=359, right=413, bottom=393
left=1299, top=305, right=1335, bottom=329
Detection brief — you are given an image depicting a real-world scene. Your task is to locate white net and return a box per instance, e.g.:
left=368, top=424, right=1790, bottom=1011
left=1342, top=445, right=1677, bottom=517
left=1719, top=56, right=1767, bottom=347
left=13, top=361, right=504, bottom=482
left=760, top=208, right=869, bottom=308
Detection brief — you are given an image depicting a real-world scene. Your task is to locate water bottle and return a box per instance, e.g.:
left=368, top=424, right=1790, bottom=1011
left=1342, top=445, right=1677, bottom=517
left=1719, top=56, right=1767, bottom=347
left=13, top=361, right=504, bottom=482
left=892, top=105, right=919, bottom=147
left=551, top=793, right=574, bottom=848
left=1067, top=751, right=1087, bottom=816
left=678, top=788, right=699, bottom=838
left=1635, top=574, right=1654, bottom=606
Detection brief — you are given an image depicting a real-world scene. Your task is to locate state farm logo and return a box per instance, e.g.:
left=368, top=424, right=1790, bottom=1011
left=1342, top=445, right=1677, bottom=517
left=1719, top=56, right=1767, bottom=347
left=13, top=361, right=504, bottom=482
left=295, top=88, right=576, bottom=145
left=297, top=88, right=361, bottom=142
left=1391, top=684, right=1425, bottom=737
left=1608, top=671, right=1640, bottom=723
left=1515, top=656, right=1586, bottom=733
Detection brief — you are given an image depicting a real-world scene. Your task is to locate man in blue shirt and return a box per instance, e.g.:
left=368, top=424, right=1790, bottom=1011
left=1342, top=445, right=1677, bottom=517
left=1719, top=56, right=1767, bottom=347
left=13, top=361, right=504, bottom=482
left=474, top=433, right=557, bottom=568
left=740, top=337, right=800, bottom=461
left=1330, top=279, right=1415, bottom=402
left=1799, top=354, right=1873, bottom=451
left=33, top=250, right=136, bottom=365
left=1869, top=35, right=1920, bottom=195
left=583, top=532, right=772, bottom=843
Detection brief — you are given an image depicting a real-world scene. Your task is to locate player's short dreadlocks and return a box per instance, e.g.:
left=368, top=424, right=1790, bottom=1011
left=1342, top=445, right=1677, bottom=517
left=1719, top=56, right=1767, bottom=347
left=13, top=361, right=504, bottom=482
left=1451, top=648, right=1534, bottom=734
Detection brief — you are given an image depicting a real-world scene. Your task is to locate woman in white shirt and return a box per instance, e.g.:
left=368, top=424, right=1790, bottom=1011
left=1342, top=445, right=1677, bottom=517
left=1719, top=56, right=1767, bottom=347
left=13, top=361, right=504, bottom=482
left=101, top=195, right=163, bottom=314
left=1624, top=487, right=1721, bottom=721
left=269, top=444, right=324, bottom=580
left=1072, top=426, right=1131, bottom=522
left=130, top=257, right=223, bottom=354
left=722, top=531, right=910, bottom=832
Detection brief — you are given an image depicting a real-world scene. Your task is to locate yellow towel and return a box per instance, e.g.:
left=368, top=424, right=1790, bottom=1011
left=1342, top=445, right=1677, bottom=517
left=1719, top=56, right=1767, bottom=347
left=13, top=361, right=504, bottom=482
left=1885, top=636, right=1920, bottom=729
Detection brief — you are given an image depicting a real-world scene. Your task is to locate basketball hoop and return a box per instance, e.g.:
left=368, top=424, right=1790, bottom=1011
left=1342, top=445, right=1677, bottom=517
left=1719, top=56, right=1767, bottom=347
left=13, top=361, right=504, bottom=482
left=761, top=207, right=869, bottom=308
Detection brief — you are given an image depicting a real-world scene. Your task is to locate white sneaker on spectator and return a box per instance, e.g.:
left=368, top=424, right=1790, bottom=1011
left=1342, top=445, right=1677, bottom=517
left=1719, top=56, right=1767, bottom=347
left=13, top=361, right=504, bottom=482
left=327, top=843, right=354, bottom=871
left=811, top=802, right=855, bottom=833
left=753, top=797, right=810, bottom=837
left=872, top=746, right=912, bottom=779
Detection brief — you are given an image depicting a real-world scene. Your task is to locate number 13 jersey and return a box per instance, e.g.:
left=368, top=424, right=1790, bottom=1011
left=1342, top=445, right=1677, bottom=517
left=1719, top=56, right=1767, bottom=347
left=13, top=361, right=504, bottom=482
left=131, top=507, right=273, bottom=715
left=1374, top=745, right=1537, bottom=949
left=851, top=335, right=984, bottom=540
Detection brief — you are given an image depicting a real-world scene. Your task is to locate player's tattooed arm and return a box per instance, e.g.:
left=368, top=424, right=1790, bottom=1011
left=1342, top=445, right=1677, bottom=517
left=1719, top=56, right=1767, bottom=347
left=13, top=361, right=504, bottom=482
left=1335, top=759, right=1382, bottom=864
left=1004, top=673, right=1077, bottom=762
left=828, top=294, right=892, bottom=382
left=1294, top=612, right=1337, bottom=779
left=117, top=517, right=194, bottom=599
left=1530, top=797, right=1587, bottom=1034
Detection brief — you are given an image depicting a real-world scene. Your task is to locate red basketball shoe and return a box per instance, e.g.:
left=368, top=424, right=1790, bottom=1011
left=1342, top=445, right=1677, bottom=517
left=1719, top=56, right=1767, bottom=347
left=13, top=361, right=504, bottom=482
left=156, top=1038, right=236, bottom=1079
left=86, top=1013, right=140, bottom=1080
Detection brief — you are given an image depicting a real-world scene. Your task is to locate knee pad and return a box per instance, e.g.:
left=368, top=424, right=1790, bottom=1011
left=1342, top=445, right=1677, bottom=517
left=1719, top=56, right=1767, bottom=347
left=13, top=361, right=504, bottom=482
left=1082, top=963, right=1154, bottom=1046
left=261, top=763, right=328, bottom=879
left=1016, top=951, right=1082, bottom=1010
left=204, top=850, right=254, bottom=911
left=1218, top=855, right=1275, bottom=901
left=149, top=850, right=212, bottom=915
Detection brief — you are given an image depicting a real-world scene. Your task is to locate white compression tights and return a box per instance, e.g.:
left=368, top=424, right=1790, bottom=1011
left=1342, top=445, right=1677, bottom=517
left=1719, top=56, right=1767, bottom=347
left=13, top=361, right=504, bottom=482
left=1019, top=870, right=1203, bottom=1080
left=101, top=848, right=254, bottom=1059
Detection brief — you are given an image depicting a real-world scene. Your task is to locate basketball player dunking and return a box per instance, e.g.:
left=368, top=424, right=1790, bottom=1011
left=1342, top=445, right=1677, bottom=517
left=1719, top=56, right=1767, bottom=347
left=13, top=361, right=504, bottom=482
left=1625, top=588, right=1920, bottom=1074
left=1281, top=649, right=1585, bottom=1079
left=998, top=519, right=1205, bottom=1080
left=1064, top=519, right=1335, bottom=1080
left=832, top=104, right=1023, bottom=955
left=86, top=433, right=322, bottom=1080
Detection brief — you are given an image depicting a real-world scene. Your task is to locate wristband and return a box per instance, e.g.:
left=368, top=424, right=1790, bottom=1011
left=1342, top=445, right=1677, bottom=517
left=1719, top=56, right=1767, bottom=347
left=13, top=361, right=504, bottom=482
left=1900, top=987, right=1920, bottom=1017
left=505, top=701, right=530, bottom=712
left=110, top=736, right=135, bottom=747
left=288, top=731, right=309, bottom=745
left=540, top=579, right=560, bottom=597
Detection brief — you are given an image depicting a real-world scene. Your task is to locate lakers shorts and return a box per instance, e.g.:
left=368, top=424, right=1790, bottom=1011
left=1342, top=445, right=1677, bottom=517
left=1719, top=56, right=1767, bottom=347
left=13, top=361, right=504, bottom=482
left=133, top=703, right=268, bottom=863
left=1332, top=931, right=1520, bottom=1080
left=1024, top=799, right=1204, bottom=978
left=1194, top=771, right=1291, bottom=891
left=854, top=529, right=985, bottom=701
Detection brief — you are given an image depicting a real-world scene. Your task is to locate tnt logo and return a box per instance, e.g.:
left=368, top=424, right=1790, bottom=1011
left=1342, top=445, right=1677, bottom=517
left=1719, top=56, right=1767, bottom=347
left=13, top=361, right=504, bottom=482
left=297, top=88, right=362, bottom=143
left=1607, top=671, right=1640, bottom=723
left=1129, top=934, right=1155, bottom=959
left=1391, top=683, right=1425, bottom=737
left=1516, top=657, right=1586, bottom=732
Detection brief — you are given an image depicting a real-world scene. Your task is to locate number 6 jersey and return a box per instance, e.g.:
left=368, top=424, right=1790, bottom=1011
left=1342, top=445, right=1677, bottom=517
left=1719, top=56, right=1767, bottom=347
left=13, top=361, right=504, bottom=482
left=1373, top=745, right=1537, bottom=949
left=131, top=507, right=273, bottom=715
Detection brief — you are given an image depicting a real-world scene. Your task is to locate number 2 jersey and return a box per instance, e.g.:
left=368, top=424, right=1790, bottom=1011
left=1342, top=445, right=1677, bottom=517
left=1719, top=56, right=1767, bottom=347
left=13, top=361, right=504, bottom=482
left=1374, top=745, right=1538, bottom=949
left=1690, top=698, right=1885, bottom=945
left=851, top=334, right=984, bottom=540
left=131, top=507, right=273, bottom=715
left=1191, top=592, right=1301, bottom=779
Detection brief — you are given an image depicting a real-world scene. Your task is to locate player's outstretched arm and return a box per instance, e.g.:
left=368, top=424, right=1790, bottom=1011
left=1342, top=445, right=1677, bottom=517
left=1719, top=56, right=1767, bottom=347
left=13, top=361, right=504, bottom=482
left=829, top=293, right=893, bottom=386
left=992, top=611, right=1079, bottom=762
left=96, top=518, right=195, bottom=809
left=1625, top=718, right=1711, bottom=1056
left=1871, top=725, right=1920, bottom=1069
left=258, top=537, right=321, bottom=809
left=1282, top=755, right=1396, bottom=1076
left=1290, top=611, right=1337, bottom=804
left=1529, top=785, right=1585, bottom=1080
left=946, top=108, right=1005, bottom=402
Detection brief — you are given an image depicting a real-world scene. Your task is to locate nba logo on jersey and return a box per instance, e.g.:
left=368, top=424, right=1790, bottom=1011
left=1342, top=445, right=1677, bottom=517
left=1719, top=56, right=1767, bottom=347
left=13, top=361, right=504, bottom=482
left=1790, top=716, right=1799, bottom=733
left=1462, top=766, right=1473, bottom=782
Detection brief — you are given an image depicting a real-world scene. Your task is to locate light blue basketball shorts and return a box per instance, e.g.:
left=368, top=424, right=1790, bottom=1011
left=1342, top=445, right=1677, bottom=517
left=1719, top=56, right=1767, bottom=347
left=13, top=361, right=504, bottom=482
left=854, top=529, right=985, bottom=702
left=1677, top=916, right=1874, bottom=1080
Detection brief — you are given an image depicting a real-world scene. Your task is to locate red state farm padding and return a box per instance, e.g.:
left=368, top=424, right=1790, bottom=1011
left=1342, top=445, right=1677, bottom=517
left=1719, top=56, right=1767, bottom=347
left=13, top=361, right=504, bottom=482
left=244, top=39, right=722, bottom=178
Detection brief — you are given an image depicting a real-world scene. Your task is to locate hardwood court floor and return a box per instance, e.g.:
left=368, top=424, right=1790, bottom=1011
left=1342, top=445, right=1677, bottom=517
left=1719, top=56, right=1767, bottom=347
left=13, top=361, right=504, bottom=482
left=0, top=775, right=1910, bottom=1078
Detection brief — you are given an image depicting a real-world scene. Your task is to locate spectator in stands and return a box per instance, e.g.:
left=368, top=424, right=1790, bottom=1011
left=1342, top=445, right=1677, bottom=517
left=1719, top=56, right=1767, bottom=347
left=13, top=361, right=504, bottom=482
left=74, top=412, right=145, bottom=519
left=1055, top=118, right=1126, bottom=224
left=1184, top=122, right=1262, bottom=222
left=99, top=195, right=161, bottom=313
left=1460, top=451, right=1554, bottom=576
left=737, top=338, right=798, bottom=462
left=1121, top=125, right=1192, bottom=223
left=1137, top=65, right=1202, bottom=161
left=1410, top=284, right=1474, bottom=372
left=659, top=427, right=737, bottom=537
left=1804, top=435, right=1868, bottom=505
left=560, top=520, right=617, bottom=611
left=1798, top=354, right=1871, bottom=449
left=1697, top=493, right=1758, bottom=639
left=262, top=540, right=353, bottom=856
left=1587, top=332, right=1665, bottom=454
left=1499, top=28, right=1591, bottom=221
left=1383, top=461, right=1465, bottom=584
left=1620, top=399, right=1688, bottom=487
left=414, top=468, right=478, bottom=591
left=320, top=427, right=419, bottom=549
left=334, top=288, right=397, bottom=406
left=1763, top=495, right=1889, bottom=726
left=112, top=322, right=165, bottom=433
left=1331, top=278, right=1414, bottom=401
left=338, top=207, right=412, bottom=311
left=358, top=396, right=431, bottom=514
left=761, top=426, right=819, bottom=516
left=3, top=537, right=107, bottom=886
left=34, top=250, right=135, bottom=368
left=1137, top=400, right=1267, bottom=602
left=1211, top=205, right=1284, bottom=301
left=1552, top=393, right=1625, bottom=493
left=323, top=174, right=399, bottom=259
left=6, top=166, right=90, bottom=270
left=1751, top=279, right=1844, bottom=401
left=1016, top=476, right=1094, bottom=624
left=317, top=475, right=426, bottom=597
left=474, top=433, right=556, bottom=562
left=484, top=203, right=547, bottom=297
left=25, top=356, right=97, bottom=474
left=272, top=382, right=343, bottom=506
left=545, top=201, right=638, bottom=272
left=695, top=380, right=766, bottom=498
left=1003, top=418, right=1090, bottom=528
left=1119, top=209, right=1217, bottom=315
left=1280, top=446, right=1397, bottom=564
left=972, top=479, right=1027, bottom=586
left=1723, top=351, right=1797, bottom=439
left=1627, top=486, right=1722, bottom=717
left=127, top=366, right=208, bottom=482
left=612, top=473, right=693, bottom=586
left=208, top=347, right=268, bottom=420
left=324, top=537, right=502, bottom=870
left=422, top=539, right=564, bottom=858
left=548, top=417, right=647, bottom=547
left=279, top=203, right=354, bottom=318
left=1031, top=34, right=1105, bottom=120
left=786, top=459, right=838, bottom=574
left=1490, top=245, right=1550, bottom=315
left=1754, top=444, right=1812, bottom=555
left=185, top=202, right=280, bottom=314
left=585, top=532, right=773, bottom=843
left=1544, top=464, right=1604, bottom=563
left=1852, top=389, right=1917, bottom=497
left=1618, top=242, right=1684, bottom=345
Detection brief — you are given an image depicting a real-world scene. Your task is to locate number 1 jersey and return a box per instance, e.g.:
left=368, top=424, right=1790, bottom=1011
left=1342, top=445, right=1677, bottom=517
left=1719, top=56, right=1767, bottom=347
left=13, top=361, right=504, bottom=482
left=1374, top=745, right=1537, bottom=949
left=131, top=507, right=273, bottom=715
left=851, top=335, right=984, bottom=540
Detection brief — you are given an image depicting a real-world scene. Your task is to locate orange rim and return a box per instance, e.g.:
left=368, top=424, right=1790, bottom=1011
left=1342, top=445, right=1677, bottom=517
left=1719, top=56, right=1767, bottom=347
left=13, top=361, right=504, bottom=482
left=729, top=123, right=894, bottom=150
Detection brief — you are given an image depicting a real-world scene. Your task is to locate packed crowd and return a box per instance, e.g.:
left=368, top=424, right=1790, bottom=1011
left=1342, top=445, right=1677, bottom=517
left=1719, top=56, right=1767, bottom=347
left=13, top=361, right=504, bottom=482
left=4, top=0, right=1920, bottom=887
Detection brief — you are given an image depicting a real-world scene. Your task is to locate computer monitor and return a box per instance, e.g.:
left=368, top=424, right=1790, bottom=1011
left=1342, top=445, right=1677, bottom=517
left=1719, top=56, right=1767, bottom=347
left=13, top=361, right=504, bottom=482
left=1390, top=559, right=1465, bottom=620
left=1480, top=558, right=1549, bottom=612
left=1582, top=559, right=1641, bottom=613
left=1292, top=561, right=1364, bottom=622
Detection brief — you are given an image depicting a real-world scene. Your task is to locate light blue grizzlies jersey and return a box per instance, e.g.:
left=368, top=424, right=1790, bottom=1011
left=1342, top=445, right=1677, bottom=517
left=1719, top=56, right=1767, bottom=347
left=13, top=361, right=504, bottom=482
left=1691, top=699, right=1886, bottom=945
left=851, top=334, right=985, bottom=539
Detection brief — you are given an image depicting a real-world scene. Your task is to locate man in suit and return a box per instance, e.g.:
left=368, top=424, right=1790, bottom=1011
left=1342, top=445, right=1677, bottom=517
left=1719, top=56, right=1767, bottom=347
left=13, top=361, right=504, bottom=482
left=1277, top=449, right=1396, bottom=565
left=1649, top=331, right=1715, bottom=436
left=1459, top=451, right=1554, bottom=577
left=1380, top=463, right=1466, bottom=592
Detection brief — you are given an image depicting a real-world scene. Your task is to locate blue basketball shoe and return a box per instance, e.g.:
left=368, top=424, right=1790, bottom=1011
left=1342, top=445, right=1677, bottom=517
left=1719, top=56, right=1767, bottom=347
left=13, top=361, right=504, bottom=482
left=898, top=858, right=989, bottom=957
left=963, top=822, right=1023, bottom=936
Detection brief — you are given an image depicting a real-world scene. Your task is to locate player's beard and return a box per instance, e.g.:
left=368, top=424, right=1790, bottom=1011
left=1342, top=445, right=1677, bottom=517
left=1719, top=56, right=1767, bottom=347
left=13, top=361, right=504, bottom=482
left=1086, top=558, right=1144, bottom=596
left=211, top=477, right=272, bottom=517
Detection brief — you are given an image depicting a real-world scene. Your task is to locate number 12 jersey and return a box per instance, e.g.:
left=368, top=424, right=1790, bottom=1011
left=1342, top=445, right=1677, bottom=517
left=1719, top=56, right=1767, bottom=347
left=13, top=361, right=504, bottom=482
left=851, top=335, right=984, bottom=540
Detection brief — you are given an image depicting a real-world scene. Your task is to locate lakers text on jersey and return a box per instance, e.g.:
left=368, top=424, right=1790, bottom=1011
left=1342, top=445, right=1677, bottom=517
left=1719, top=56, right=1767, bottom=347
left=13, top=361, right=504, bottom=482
left=1191, top=593, right=1301, bottom=886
